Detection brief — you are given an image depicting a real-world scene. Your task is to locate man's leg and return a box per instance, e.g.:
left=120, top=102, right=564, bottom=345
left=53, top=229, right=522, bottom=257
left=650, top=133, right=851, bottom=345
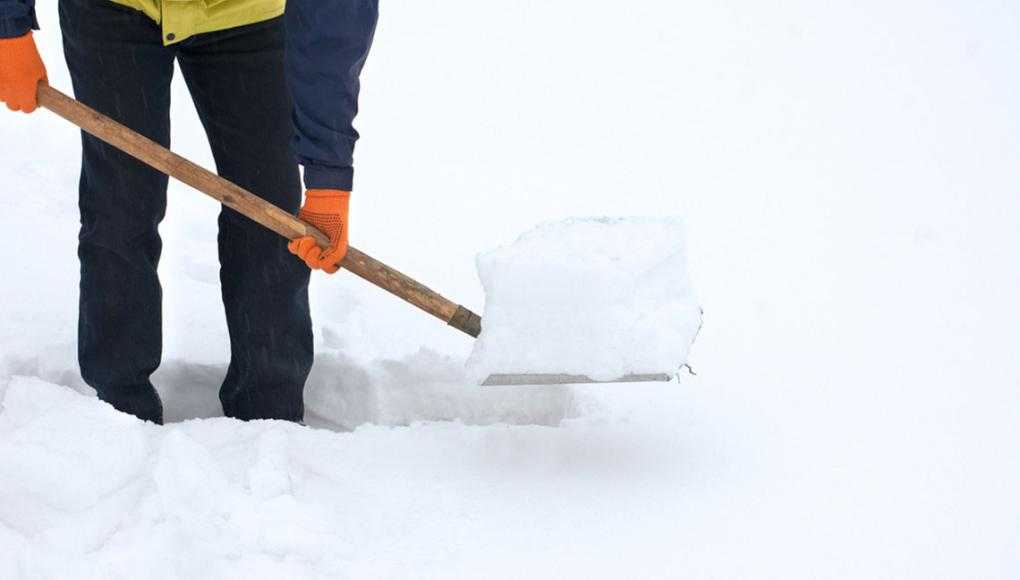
left=177, top=19, right=313, bottom=422
left=59, top=0, right=176, bottom=423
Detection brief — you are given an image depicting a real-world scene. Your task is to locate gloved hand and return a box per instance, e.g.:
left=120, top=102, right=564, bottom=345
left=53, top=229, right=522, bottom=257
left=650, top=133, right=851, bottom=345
left=0, top=32, right=47, bottom=113
left=288, top=189, right=350, bottom=274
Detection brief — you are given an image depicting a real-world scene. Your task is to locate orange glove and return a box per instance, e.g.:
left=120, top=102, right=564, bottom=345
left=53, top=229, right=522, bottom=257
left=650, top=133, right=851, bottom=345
left=0, top=32, right=47, bottom=113
left=288, top=189, right=350, bottom=274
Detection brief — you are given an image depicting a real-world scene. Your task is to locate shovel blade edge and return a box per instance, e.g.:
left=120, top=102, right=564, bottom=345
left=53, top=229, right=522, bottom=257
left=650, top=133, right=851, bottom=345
left=482, top=373, right=674, bottom=387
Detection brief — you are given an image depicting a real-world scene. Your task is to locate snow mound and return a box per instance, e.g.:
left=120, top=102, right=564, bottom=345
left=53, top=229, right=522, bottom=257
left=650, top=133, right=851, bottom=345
left=0, top=378, right=355, bottom=578
left=0, top=375, right=709, bottom=579
left=467, top=218, right=702, bottom=383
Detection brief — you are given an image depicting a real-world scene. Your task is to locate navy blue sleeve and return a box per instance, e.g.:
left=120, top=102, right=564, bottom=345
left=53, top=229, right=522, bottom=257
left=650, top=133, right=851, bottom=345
left=0, top=0, right=39, bottom=39
left=284, top=0, right=379, bottom=192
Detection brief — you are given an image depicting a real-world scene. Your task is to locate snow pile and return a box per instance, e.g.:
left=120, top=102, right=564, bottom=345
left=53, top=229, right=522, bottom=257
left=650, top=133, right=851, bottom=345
left=0, top=378, right=354, bottom=578
left=467, top=218, right=702, bottom=383
left=0, top=375, right=712, bottom=580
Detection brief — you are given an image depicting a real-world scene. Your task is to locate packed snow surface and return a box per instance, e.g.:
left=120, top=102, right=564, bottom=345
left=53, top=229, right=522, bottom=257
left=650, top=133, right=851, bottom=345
left=467, top=218, right=701, bottom=383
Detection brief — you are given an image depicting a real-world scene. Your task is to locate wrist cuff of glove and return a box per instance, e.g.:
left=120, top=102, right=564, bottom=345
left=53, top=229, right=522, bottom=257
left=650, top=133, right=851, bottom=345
left=0, top=31, right=45, bottom=71
left=305, top=189, right=351, bottom=199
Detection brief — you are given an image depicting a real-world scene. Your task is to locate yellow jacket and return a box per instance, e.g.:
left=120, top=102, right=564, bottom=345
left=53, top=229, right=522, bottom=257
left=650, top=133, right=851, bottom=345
left=110, top=0, right=284, bottom=45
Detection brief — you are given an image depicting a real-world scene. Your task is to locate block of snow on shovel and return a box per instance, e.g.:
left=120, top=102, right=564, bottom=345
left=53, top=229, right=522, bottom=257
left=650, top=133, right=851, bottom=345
left=467, top=218, right=702, bottom=386
left=36, top=83, right=702, bottom=386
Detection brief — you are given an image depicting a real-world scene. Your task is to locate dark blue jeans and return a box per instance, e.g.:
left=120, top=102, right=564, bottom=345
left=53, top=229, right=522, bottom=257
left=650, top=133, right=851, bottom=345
left=59, top=0, right=313, bottom=424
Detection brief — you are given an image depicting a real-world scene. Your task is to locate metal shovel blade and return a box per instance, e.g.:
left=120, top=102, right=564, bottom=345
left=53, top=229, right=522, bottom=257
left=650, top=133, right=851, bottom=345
left=482, top=373, right=674, bottom=387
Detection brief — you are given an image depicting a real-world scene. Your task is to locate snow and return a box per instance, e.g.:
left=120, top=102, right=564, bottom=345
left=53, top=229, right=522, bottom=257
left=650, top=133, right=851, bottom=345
left=2, top=0, right=1020, bottom=578
left=0, top=377, right=712, bottom=579
left=467, top=218, right=701, bottom=383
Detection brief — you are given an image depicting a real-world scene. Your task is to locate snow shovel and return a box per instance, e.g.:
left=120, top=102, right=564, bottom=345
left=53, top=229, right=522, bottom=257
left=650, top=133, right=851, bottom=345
left=36, top=83, right=672, bottom=387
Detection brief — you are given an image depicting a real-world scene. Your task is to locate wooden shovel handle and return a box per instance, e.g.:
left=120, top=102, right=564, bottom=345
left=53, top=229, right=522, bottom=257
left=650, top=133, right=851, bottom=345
left=37, top=83, right=482, bottom=338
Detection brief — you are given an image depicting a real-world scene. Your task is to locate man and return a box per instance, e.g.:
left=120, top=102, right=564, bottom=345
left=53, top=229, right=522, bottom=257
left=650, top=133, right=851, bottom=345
left=0, top=0, right=378, bottom=424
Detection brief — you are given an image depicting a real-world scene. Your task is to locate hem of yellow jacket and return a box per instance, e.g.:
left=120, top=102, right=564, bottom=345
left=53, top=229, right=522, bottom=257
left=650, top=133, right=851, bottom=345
left=163, top=7, right=284, bottom=46
left=107, top=1, right=285, bottom=46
